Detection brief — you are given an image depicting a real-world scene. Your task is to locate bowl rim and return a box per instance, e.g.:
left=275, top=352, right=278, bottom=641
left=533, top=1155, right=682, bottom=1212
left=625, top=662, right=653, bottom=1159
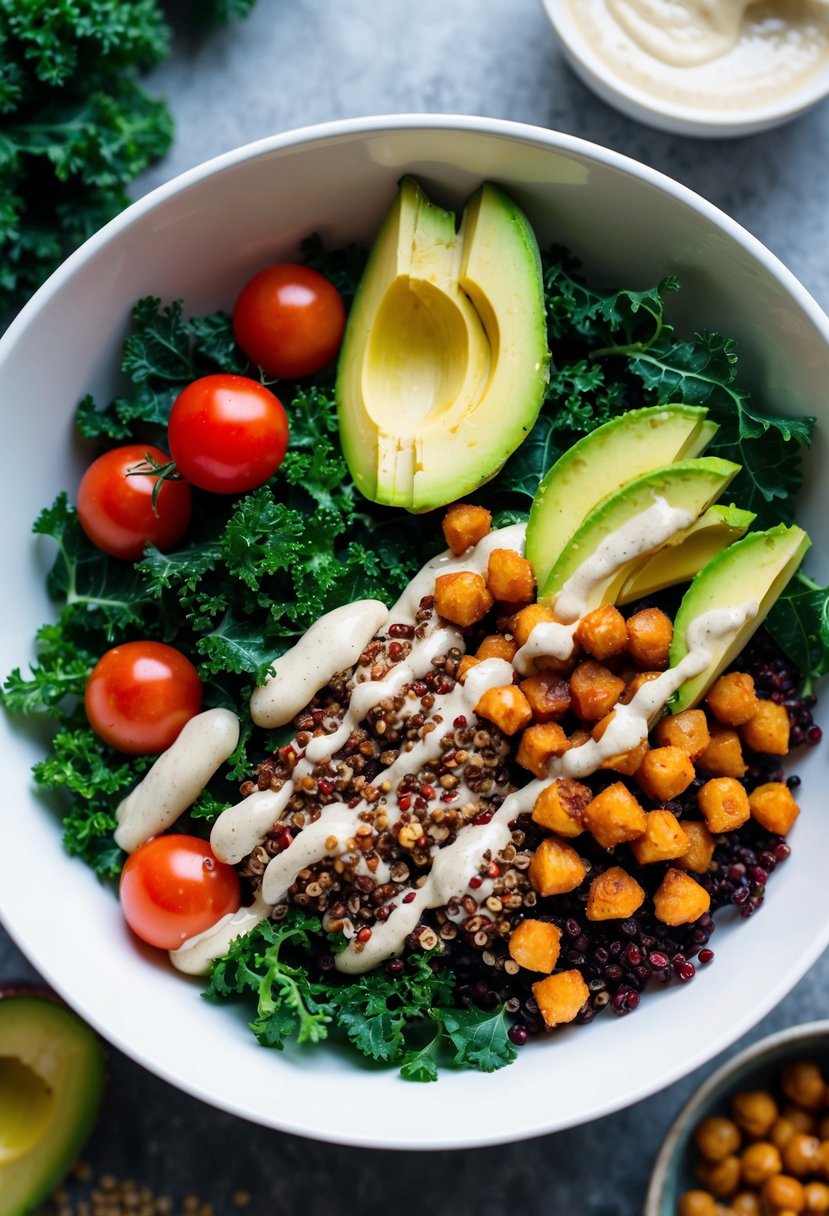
left=3, top=113, right=829, bottom=1148
left=540, top=0, right=829, bottom=137
left=645, top=1019, right=829, bottom=1213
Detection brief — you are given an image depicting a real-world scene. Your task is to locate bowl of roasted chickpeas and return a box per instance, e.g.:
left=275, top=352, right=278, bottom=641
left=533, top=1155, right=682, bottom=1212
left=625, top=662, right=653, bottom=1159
left=647, top=1021, right=829, bottom=1215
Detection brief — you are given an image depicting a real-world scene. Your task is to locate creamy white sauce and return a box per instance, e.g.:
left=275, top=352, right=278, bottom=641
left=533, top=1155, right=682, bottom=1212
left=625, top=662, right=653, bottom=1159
left=567, top=0, right=829, bottom=113
left=552, top=496, right=693, bottom=624
left=250, top=599, right=389, bottom=729
left=514, top=621, right=578, bottom=675
left=114, top=708, right=240, bottom=853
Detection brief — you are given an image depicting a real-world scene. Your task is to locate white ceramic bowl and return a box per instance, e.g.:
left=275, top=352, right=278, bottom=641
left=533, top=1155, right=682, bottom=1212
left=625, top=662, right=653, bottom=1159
left=646, top=1021, right=829, bottom=1214
left=1, top=115, right=829, bottom=1150
left=541, top=0, right=829, bottom=138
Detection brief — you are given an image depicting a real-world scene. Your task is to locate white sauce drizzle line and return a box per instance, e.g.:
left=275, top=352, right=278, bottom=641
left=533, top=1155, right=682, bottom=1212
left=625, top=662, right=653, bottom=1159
left=114, top=708, right=240, bottom=854
left=552, top=497, right=693, bottom=624
left=170, top=891, right=272, bottom=975
left=250, top=599, right=390, bottom=730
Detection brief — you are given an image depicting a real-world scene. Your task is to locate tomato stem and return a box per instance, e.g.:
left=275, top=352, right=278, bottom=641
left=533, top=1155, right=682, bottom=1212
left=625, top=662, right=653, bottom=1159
left=126, top=453, right=184, bottom=514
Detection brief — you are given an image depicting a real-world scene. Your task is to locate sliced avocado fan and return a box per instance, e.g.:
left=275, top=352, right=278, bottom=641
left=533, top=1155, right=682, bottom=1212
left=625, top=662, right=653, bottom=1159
left=538, top=456, right=740, bottom=620
left=336, top=176, right=550, bottom=512
left=669, top=523, right=811, bottom=713
left=525, top=404, right=716, bottom=589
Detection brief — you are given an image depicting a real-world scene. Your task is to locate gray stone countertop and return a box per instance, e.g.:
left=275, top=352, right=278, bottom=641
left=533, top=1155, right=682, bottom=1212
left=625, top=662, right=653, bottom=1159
left=3, top=0, right=829, bottom=1211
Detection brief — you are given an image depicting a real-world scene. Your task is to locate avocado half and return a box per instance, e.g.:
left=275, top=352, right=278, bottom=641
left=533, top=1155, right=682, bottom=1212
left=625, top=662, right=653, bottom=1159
left=669, top=524, right=811, bottom=713
left=0, top=996, right=105, bottom=1215
left=336, top=176, right=550, bottom=511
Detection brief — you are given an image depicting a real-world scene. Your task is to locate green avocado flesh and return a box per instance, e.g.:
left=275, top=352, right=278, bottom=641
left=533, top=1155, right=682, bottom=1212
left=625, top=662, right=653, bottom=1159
left=525, top=404, right=715, bottom=589
left=538, top=457, right=740, bottom=618
left=617, top=503, right=756, bottom=605
left=669, top=524, right=811, bottom=713
left=336, top=176, right=550, bottom=511
left=0, top=997, right=104, bottom=1216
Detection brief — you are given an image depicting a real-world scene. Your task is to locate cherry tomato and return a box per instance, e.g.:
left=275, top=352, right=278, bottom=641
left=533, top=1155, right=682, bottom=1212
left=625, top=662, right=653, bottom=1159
left=85, top=641, right=202, bottom=755
left=167, top=374, right=289, bottom=495
left=77, top=444, right=192, bottom=561
left=120, top=835, right=241, bottom=951
left=232, top=263, right=346, bottom=380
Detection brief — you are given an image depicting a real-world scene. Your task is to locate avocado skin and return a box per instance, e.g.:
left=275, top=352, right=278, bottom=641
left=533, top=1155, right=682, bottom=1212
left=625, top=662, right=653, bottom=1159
left=0, top=996, right=105, bottom=1216
left=526, top=404, right=713, bottom=590
left=336, top=176, right=549, bottom=512
left=669, top=523, right=811, bottom=713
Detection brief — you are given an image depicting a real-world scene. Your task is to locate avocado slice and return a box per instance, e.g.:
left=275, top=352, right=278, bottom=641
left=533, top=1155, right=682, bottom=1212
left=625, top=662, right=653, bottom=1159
left=0, top=996, right=104, bottom=1216
left=617, top=503, right=756, bottom=604
left=538, top=456, right=740, bottom=620
left=669, top=524, right=811, bottom=713
left=336, top=176, right=549, bottom=511
left=525, top=405, right=715, bottom=588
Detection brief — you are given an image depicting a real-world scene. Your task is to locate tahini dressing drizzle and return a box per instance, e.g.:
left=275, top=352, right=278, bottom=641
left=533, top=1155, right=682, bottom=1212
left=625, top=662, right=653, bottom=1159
left=108, top=512, right=756, bottom=976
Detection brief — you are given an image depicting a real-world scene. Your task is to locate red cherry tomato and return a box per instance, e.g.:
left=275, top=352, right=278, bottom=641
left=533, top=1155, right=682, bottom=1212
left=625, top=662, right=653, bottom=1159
left=232, top=263, right=346, bottom=380
left=76, top=444, right=192, bottom=561
left=167, top=374, right=289, bottom=495
left=85, top=641, right=202, bottom=755
left=119, top=835, right=241, bottom=951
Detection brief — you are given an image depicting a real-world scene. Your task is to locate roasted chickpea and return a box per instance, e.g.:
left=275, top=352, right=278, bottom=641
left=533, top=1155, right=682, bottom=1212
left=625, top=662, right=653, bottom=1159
left=783, top=1107, right=819, bottom=1137
left=762, top=1173, right=806, bottom=1212
left=783, top=1133, right=824, bottom=1177
left=696, top=1117, right=743, bottom=1161
left=696, top=1155, right=742, bottom=1198
left=733, top=1091, right=780, bottom=1139
left=742, top=1140, right=783, bottom=1186
left=783, top=1063, right=827, bottom=1112
left=804, top=1180, right=829, bottom=1212
left=679, top=1190, right=719, bottom=1216
left=773, top=1119, right=799, bottom=1151
left=731, top=1193, right=762, bottom=1216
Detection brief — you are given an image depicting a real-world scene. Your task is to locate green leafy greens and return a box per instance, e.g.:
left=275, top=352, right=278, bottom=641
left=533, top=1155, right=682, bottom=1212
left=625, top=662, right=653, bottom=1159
left=0, top=0, right=258, bottom=314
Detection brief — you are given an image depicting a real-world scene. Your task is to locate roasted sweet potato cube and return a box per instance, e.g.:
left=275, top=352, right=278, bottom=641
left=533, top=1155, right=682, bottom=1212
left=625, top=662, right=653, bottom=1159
left=509, top=603, right=557, bottom=648
left=626, top=607, right=673, bottom=670
left=574, top=604, right=628, bottom=661
left=474, top=685, right=533, bottom=736
left=434, top=571, right=493, bottom=627
left=698, top=777, right=751, bottom=833
left=520, top=673, right=571, bottom=723
left=516, top=721, right=570, bottom=778
left=583, top=781, right=647, bottom=849
left=457, top=654, right=481, bottom=682
left=586, top=866, right=646, bottom=921
left=654, top=710, right=711, bottom=760
left=653, top=868, right=711, bottom=925
left=740, top=700, right=790, bottom=756
left=629, top=809, right=690, bottom=865
left=508, top=919, right=562, bottom=974
left=476, top=633, right=518, bottom=663
left=620, top=671, right=663, bottom=705
left=749, top=782, right=801, bottom=835
left=592, top=711, right=649, bottom=776
left=531, top=779, right=591, bottom=837
left=706, top=671, right=759, bottom=727
left=532, top=970, right=590, bottom=1029
left=487, top=548, right=536, bottom=605
left=569, top=660, right=626, bottom=722
left=528, top=836, right=587, bottom=896
left=675, top=821, right=716, bottom=874
left=441, top=503, right=492, bottom=556
left=698, top=725, right=747, bottom=778
left=635, top=746, right=695, bottom=801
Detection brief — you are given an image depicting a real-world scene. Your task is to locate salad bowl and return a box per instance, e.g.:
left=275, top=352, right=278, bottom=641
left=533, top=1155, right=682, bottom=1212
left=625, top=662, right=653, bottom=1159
left=1, top=115, right=828, bottom=1150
